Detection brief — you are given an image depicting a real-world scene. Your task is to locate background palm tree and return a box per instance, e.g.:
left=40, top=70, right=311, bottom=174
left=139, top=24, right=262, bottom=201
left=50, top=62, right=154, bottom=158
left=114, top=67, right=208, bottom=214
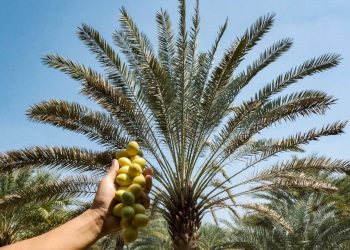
left=224, top=190, right=350, bottom=249
left=197, top=224, right=229, bottom=250
left=129, top=216, right=173, bottom=250
left=325, top=175, right=350, bottom=217
left=0, top=0, right=348, bottom=248
left=0, top=167, right=93, bottom=246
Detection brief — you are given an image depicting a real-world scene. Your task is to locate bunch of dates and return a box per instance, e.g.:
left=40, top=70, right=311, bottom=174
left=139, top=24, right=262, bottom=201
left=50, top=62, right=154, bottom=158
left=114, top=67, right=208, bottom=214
left=113, top=141, right=150, bottom=243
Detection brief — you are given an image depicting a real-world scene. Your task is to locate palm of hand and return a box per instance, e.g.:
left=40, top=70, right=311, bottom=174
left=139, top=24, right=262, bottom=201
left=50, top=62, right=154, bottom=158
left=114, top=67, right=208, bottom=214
left=91, top=159, right=153, bottom=236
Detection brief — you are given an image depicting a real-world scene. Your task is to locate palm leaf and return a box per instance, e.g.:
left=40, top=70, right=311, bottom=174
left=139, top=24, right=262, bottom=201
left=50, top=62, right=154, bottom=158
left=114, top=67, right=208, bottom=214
left=0, top=146, right=113, bottom=174
left=0, top=176, right=98, bottom=210
left=27, top=99, right=131, bottom=149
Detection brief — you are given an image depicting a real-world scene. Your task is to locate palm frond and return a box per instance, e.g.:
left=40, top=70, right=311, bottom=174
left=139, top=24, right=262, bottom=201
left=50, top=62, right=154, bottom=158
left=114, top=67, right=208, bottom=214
left=222, top=120, right=344, bottom=162
left=194, top=122, right=345, bottom=199
left=201, top=15, right=282, bottom=127
left=264, top=172, right=338, bottom=193
left=243, top=122, right=347, bottom=169
left=0, top=146, right=113, bottom=174
left=115, top=8, right=175, bottom=153
left=256, top=53, right=341, bottom=101
left=42, top=55, right=167, bottom=165
left=230, top=38, right=293, bottom=97
left=186, top=19, right=228, bottom=162
left=27, top=100, right=130, bottom=149
left=260, top=156, right=350, bottom=176
left=242, top=203, right=293, bottom=233
left=156, top=9, right=176, bottom=85
left=0, top=176, right=98, bottom=210
left=77, top=23, right=137, bottom=98
left=188, top=0, right=200, bottom=80
left=244, top=13, right=276, bottom=51
left=210, top=90, right=335, bottom=159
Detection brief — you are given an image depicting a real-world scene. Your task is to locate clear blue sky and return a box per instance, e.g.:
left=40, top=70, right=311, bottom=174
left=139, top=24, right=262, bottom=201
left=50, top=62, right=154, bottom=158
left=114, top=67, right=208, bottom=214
left=0, top=1, right=349, bottom=169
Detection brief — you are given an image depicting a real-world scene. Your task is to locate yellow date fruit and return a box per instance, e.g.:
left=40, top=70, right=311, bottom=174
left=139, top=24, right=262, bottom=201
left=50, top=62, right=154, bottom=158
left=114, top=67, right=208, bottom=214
left=128, top=163, right=142, bottom=177
left=131, top=156, right=146, bottom=169
left=118, top=166, right=129, bottom=175
left=118, top=157, right=131, bottom=167
left=126, top=141, right=140, bottom=156
left=116, top=174, right=132, bottom=187
left=132, top=175, right=146, bottom=188
left=115, top=187, right=128, bottom=201
left=115, top=149, right=128, bottom=159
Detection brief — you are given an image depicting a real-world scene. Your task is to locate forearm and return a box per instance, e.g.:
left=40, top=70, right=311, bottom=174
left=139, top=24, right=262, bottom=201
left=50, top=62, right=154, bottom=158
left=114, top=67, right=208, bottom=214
left=3, top=209, right=106, bottom=250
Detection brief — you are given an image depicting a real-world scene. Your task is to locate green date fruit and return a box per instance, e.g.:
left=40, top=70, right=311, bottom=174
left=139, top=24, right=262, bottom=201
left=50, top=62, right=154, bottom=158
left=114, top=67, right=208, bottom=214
left=121, top=206, right=135, bottom=219
left=120, top=218, right=131, bottom=229
left=128, top=184, right=142, bottom=198
left=123, top=226, right=138, bottom=243
left=132, top=204, right=145, bottom=214
left=121, top=191, right=135, bottom=205
left=132, top=214, right=149, bottom=228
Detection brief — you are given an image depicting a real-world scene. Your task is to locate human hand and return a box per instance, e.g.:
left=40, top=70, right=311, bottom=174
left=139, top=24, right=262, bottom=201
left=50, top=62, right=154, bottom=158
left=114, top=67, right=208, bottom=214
left=90, top=159, right=153, bottom=237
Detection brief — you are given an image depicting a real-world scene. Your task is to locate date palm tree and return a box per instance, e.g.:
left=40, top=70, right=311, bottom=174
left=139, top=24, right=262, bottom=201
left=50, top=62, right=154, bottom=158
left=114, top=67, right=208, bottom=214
left=0, top=0, right=348, bottom=248
left=0, top=168, right=93, bottom=246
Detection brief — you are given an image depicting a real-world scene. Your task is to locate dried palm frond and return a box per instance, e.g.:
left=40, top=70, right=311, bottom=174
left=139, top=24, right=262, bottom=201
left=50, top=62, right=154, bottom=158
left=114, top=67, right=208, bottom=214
left=241, top=203, right=293, bottom=233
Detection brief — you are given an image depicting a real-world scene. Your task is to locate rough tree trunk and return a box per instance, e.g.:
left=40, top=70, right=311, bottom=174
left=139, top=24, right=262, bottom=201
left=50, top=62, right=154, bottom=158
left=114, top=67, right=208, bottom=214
left=0, top=232, right=12, bottom=247
left=114, top=233, right=124, bottom=250
left=167, top=189, right=201, bottom=250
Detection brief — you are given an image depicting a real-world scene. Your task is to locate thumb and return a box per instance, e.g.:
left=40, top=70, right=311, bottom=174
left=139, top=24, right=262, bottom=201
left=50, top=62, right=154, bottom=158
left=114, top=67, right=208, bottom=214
left=106, top=159, right=119, bottom=180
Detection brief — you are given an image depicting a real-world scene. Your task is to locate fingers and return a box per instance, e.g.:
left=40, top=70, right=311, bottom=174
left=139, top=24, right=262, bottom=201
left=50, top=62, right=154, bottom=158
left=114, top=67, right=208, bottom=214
left=133, top=167, right=153, bottom=208
left=138, top=192, right=150, bottom=209
left=143, top=167, right=153, bottom=176
left=106, top=159, right=119, bottom=181
left=142, top=167, right=153, bottom=194
left=144, top=175, right=152, bottom=194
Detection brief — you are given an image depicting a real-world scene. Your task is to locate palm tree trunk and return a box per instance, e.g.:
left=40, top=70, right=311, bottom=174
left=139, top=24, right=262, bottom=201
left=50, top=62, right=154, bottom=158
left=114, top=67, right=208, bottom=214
left=0, top=232, right=12, bottom=247
left=167, top=191, right=201, bottom=250
left=170, top=215, right=200, bottom=250
left=173, top=238, right=198, bottom=250
left=114, top=233, right=124, bottom=250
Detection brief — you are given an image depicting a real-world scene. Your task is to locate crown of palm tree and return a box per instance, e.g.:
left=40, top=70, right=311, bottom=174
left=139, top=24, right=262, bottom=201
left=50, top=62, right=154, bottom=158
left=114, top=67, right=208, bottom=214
left=225, top=190, right=350, bottom=249
left=0, top=0, right=348, bottom=248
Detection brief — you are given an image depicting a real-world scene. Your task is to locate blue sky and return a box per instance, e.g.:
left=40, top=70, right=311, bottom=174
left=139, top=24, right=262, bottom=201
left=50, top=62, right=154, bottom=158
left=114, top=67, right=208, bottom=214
left=1, top=1, right=350, bottom=217
left=1, top=0, right=349, bottom=153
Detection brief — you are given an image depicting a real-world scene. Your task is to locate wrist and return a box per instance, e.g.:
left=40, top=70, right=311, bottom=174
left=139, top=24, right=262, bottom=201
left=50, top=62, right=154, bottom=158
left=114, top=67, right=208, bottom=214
left=86, top=208, right=107, bottom=239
